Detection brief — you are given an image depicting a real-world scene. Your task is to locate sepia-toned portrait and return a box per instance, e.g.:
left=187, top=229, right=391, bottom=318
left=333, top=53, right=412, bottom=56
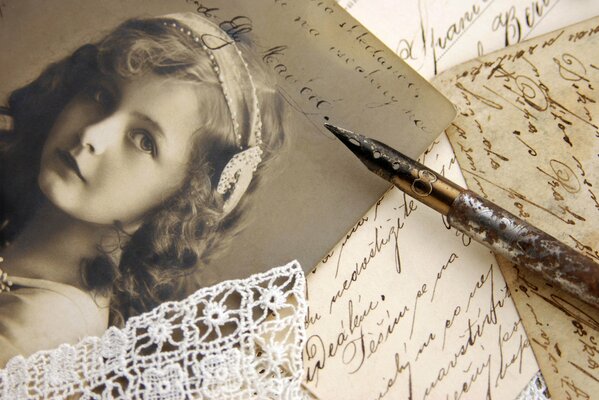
left=0, top=0, right=453, bottom=366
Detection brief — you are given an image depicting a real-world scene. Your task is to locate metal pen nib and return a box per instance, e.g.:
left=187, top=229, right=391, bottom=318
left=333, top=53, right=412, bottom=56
left=325, top=122, right=462, bottom=215
left=325, top=123, right=396, bottom=179
left=325, top=122, right=599, bottom=309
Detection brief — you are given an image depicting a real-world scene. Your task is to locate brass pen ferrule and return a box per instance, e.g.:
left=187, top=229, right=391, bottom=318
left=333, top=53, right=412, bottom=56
left=388, top=161, right=462, bottom=215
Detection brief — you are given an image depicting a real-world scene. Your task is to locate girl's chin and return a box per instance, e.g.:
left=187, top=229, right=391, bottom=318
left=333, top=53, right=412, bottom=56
left=39, top=179, right=148, bottom=230
left=36, top=192, right=106, bottom=226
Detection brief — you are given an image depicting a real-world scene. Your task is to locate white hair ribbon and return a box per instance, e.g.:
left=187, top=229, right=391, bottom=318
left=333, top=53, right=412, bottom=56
left=160, top=13, right=263, bottom=214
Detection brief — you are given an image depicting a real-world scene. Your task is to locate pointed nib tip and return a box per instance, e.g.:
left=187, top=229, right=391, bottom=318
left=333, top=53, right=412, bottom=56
left=323, top=123, right=365, bottom=145
left=324, top=123, right=372, bottom=162
left=324, top=123, right=350, bottom=137
left=323, top=123, right=341, bottom=136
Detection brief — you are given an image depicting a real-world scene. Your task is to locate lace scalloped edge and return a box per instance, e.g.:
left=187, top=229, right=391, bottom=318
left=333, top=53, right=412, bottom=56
left=1, top=260, right=308, bottom=400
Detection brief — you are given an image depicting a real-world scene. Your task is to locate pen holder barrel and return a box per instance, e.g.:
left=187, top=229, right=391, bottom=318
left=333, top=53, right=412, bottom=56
left=447, top=190, right=599, bottom=309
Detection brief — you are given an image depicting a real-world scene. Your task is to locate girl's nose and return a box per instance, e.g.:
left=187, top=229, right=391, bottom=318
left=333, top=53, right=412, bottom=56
left=79, top=116, right=122, bottom=155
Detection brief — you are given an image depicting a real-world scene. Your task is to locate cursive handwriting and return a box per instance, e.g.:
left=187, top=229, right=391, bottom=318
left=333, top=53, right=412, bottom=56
left=304, top=135, right=535, bottom=398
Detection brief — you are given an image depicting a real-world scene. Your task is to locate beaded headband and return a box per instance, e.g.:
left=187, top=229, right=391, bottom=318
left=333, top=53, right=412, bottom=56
left=160, top=13, right=263, bottom=213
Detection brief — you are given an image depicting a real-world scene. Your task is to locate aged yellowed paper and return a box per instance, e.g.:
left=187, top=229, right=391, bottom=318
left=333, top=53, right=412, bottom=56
left=303, top=136, right=539, bottom=399
left=434, top=17, right=599, bottom=399
left=339, top=0, right=599, bottom=78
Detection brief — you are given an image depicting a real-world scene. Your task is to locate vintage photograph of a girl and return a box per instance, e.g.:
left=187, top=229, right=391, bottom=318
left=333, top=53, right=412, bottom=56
left=0, top=0, right=452, bottom=368
left=0, top=11, right=289, bottom=365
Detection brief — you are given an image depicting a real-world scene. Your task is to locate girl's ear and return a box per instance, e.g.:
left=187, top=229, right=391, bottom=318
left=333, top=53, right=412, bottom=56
left=217, top=146, right=263, bottom=215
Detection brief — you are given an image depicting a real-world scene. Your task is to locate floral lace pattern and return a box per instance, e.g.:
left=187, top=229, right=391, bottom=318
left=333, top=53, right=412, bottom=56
left=0, top=261, right=307, bottom=399
left=517, top=371, right=551, bottom=400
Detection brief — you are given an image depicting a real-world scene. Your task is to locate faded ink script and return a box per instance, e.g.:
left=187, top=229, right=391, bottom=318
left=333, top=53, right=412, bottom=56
left=303, top=137, right=538, bottom=399
left=338, top=0, right=599, bottom=77
left=434, top=17, right=599, bottom=399
left=190, top=0, right=456, bottom=154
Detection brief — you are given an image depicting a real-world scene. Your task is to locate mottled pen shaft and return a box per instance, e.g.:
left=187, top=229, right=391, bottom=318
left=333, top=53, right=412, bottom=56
left=325, top=123, right=599, bottom=309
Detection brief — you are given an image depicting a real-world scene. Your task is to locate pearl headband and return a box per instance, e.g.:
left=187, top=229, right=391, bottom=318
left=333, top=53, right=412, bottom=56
left=160, top=13, right=264, bottom=214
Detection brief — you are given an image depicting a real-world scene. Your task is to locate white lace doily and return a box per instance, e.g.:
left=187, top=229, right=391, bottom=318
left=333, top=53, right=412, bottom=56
left=517, top=371, right=551, bottom=400
left=0, top=260, right=307, bottom=400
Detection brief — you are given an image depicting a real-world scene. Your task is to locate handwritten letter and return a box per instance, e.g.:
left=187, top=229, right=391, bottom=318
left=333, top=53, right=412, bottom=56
left=303, top=137, right=538, bottom=399
left=339, top=0, right=599, bottom=78
left=433, top=17, right=599, bottom=399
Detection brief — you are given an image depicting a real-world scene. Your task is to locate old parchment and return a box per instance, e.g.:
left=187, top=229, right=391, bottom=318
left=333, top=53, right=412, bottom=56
left=434, top=17, right=599, bottom=399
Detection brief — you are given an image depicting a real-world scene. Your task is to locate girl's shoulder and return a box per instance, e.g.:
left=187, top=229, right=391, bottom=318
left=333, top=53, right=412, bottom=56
left=0, top=276, right=109, bottom=366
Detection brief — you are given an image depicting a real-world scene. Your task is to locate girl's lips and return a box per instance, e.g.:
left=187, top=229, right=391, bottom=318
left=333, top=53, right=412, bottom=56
left=57, top=149, right=86, bottom=182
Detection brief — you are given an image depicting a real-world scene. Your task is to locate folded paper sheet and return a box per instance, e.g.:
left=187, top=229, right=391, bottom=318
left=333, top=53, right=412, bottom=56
left=433, top=17, right=599, bottom=399
left=0, top=262, right=307, bottom=399
left=303, top=137, right=539, bottom=399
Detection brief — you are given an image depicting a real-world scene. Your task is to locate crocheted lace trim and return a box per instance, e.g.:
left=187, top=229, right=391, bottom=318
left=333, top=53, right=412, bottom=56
left=517, top=371, right=551, bottom=400
left=0, top=260, right=307, bottom=399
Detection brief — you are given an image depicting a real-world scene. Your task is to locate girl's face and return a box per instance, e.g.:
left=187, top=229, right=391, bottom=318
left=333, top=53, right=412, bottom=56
left=39, top=74, right=205, bottom=226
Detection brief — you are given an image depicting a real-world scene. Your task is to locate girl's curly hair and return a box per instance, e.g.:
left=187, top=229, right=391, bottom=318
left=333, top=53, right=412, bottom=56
left=0, top=17, right=286, bottom=326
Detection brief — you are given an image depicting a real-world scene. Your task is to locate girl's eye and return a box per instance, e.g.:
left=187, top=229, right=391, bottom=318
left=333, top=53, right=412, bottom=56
left=129, top=129, right=157, bottom=157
